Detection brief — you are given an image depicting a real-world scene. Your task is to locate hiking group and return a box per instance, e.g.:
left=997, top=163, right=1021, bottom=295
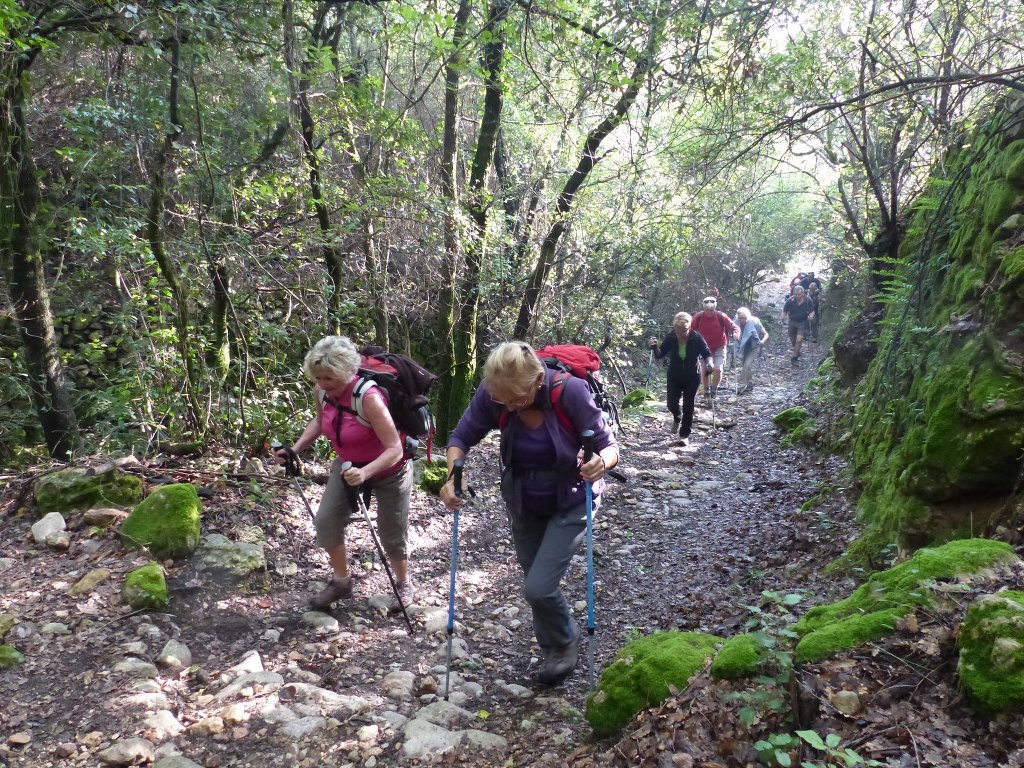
left=648, top=296, right=771, bottom=443
left=782, top=271, right=822, bottom=365
left=272, top=277, right=806, bottom=687
left=274, top=336, right=619, bottom=688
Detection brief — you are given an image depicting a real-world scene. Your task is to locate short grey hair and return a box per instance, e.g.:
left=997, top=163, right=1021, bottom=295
left=303, top=335, right=360, bottom=381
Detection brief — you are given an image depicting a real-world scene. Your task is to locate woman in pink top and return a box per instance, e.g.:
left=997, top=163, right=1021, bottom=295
left=275, top=335, right=413, bottom=612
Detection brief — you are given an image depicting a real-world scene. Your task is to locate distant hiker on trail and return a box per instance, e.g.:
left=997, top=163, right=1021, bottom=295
left=789, top=272, right=806, bottom=293
left=734, top=307, right=769, bottom=394
left=649, top=312, right=712, bottom=443
left=440, top=342, right=619, bottom=686
left=807, top=282, right=822, bottom=342
left=800, top=271, right=823, bottom=292
left=781, top=285, right=815, bottom=365
left=690, top=296, right=739, bottom=398
left=274, top=335, right=415, bottom=613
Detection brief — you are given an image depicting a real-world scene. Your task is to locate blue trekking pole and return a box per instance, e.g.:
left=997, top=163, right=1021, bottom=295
left=444, top=459, right=466, bottom=700
left=581, top=429, right=597, bottom=689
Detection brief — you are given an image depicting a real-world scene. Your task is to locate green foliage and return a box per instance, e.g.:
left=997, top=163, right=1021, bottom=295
left=796, top=730, right=883, bottom=767
left=417, top=460, right=449, bottom=495
left=772, top=407, right=816, bottom=447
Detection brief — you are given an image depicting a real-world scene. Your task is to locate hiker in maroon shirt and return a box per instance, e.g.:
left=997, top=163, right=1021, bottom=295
left=690, top=297, right=739, bottom=398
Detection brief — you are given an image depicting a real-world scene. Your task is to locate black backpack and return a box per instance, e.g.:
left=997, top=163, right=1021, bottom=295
left=323, top=346, right=437, bottom=459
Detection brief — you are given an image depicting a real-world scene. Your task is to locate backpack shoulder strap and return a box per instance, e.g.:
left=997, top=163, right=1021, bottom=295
left=548, top=370, right=577, bottom=440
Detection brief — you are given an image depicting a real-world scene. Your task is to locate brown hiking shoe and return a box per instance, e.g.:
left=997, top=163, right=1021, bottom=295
left=388, top=580, right=415, bottom=613
left=309, top=576, right=353, bottom=610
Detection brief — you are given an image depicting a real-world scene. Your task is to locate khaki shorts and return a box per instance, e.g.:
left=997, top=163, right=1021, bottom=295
left=700, top=346, right=727, bottom=374
left=314, top=459, right=412, bottom=559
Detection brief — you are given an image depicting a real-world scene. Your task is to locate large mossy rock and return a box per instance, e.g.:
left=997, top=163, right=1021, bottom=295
left=794, top=539, right=1017, bottom=663
left=122, top=563, right=169, bottom=611
left=710, top=633, right=765, bottom=680
left=839, top=102, right=1024, bottom=559
left=585, top=631, right=721, bottom=737
left=34, top=466, right=143, bottom=513
left=119, top=483, right=202, bottom=560
left=959, top=590, right=1024, bottom=712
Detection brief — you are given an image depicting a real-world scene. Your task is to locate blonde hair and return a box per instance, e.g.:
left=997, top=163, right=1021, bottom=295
left=736, top=307, right=751, bottom=320
left=672, top=312, right=692, bottom=332
left=483, top=342, right=544, bottom=399
left=303, top=335, right=360, bottom=381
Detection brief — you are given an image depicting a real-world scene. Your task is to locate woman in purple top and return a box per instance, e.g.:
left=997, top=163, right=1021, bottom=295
left=440, top=342, right=619, bottom=685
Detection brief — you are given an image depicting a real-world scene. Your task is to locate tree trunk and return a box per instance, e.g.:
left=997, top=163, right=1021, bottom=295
left=1, top=67, right=78, bottom=459
left=283, top=0, right=346, bottom=331
left=146, top=31, right=204, bottom=432
left=513, top=44, right=655, bottom=340
left=433, top=0, right=475, bottom=440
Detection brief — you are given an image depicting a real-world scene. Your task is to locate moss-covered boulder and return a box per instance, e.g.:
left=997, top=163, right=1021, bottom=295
left=834, top=107, right=1024, bottom=558
left=34, top=466, right=143, bottom=513
left=585, top=631, right=721, bottom=737
left=0, top=644, right=24, bottom=668
left=958, top=591, right=1024, bottom=712
left=795, top=539, right=1017, bottom=663
left=122, top=563, right=169, bottom=611
left=119, top=483, right=202, bottom=560
left=711, top=633, right=765, bottom=680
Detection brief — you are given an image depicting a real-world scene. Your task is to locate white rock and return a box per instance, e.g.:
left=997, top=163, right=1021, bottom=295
left=41, top=622, right=70, bottom=635
left=279, top=682, right=370, bottom=717
left=31, top=512, right=65, bottom=544
left=435, top=637, right=469, bottom=660
left=188, top=716, right=225, bottom=736
left=97, top=737, right=155, bottom=766
left=123, top=691, right=171, bottom=710
left=215, top=671, right=284, bottom=701
left=299, top=612, right=340, bottom=632
left=415, top=700, right=476, bottom=729
left=401, top=718, right=461, bottom=760
left=220, top=703, right=249, bottom=725
left=157, top=639, right=192, bottom=669
left=154, top=754, right=204, bottom=768
left=278, top=715, right=328, bottom=741
left=145, top=710, right=185, bottom=740
left=383, top=670, right=416, bottom=701
left=113, top=658, right=159, bottom=678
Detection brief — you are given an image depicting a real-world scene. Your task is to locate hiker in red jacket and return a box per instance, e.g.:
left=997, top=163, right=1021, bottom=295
left=690, top=297, right=739, bottom=398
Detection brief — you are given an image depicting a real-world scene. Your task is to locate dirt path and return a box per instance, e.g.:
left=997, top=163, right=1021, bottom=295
left=0, top=309, right=865, bottom=767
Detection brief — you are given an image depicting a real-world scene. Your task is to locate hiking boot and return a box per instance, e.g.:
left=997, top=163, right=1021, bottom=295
left=309, top=576, right=353, bottom=610
left=389, top=580, right=415, bottom=613
left=671, top=416, right=680, bottom=434
left=537, top=637, right=579, bottom=686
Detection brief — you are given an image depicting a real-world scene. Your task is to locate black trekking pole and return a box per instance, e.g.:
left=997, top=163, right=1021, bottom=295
left=271, top=440, right=316, bottom=523
left=339, top=461, right=415, bottom=635
left=444, top=459, right=471, bottom=700
left=581, top=430, right=597, bottom=689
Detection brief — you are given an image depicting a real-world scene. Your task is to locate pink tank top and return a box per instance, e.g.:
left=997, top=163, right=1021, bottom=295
left=319, top=379, right=402, bottom=476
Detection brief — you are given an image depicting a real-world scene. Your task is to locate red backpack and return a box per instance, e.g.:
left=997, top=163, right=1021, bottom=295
left=498, top=345, right=618, bottom=438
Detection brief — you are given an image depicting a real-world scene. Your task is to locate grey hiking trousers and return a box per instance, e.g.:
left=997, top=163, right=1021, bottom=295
left=502, top=470, right=591, bottom=654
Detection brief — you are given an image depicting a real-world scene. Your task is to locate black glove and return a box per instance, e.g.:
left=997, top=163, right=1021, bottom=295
left=271, top=441, right=302, bottom=477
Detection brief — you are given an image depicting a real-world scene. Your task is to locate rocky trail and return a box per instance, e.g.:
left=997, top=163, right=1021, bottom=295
left=2, top=314, right=1022, bottom=767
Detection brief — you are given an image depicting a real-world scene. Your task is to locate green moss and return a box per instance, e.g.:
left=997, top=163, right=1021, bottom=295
left=0, top=644, right=23, bottom=668
left=772, top=407, right=815, bottom=447
left=119, top=483, right=202, bottom=560
left=34, top=467, right=143, bottom=512
left=585, top=631, right=720, bottom=736
left=1006, top=140, right=1024, bottom=186
left=796, top=540, right=1016, bottom=662
left=122, top=563, right=169, bottom=611
left=711, top=633, right=764, bottom=680
left=958, top=591, right=1024, bottom=712
left=417, top=460, right=448, bottom=495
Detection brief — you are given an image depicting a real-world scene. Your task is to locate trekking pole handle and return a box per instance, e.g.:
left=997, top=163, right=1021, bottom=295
left=452, top=459, right=465, bottom=499
left=271, top=440, right=300, bottom=477
left=338, top=461, right=361, bottom=506
left=581, top=429, right=595, bottom=465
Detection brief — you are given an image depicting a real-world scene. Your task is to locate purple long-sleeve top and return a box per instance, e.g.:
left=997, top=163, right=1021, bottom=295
left=448, top=369, right=617, bottom=503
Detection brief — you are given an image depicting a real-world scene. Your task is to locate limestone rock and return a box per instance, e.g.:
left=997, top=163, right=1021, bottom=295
left=194, top=533, right=266, bottom=578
